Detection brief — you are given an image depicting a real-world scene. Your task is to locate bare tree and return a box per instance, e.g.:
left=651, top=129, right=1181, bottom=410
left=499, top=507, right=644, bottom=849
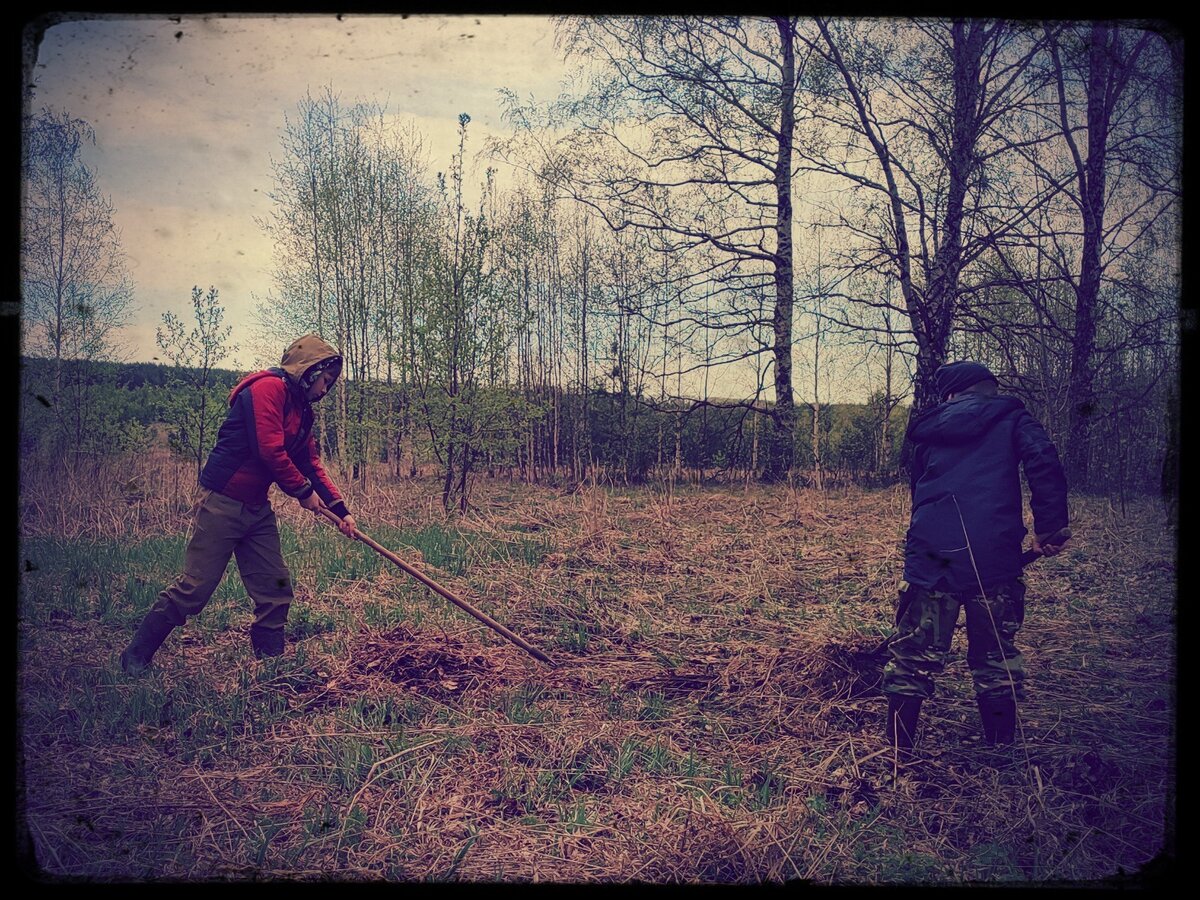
left=21, top=107, right=135, bottom=460
left=1044, top=22, right=1178, bottom=490
left=496, top=15, right=814, bottom=481
left=950, top=21, right=1180, bottom=495
left=800, top=19, right=1052, bottom=416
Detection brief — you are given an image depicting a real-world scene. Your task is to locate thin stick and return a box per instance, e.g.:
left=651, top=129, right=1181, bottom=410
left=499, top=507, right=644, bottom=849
left=316, top=507, right=553, bottom=665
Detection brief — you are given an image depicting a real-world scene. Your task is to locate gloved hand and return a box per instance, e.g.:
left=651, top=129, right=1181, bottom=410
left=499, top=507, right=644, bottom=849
left=1033, top=527, right=1071, bottom=557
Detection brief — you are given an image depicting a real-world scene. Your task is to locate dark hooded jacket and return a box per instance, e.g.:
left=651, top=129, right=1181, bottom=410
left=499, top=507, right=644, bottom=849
left=904, top=393, right=1068, bottom=593
left=198, top=334, right=349, bottom=517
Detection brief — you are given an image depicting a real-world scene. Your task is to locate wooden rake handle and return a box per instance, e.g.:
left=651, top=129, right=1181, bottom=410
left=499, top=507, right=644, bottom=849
left=316, top=506, right=553, bottom=666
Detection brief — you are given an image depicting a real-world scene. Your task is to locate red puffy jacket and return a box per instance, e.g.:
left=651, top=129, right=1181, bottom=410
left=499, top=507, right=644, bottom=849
left=198, top=336, right=348, bottom=516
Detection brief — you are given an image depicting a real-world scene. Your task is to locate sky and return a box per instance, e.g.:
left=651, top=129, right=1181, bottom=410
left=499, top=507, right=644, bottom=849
left=23, top=12, right=573, bottom=370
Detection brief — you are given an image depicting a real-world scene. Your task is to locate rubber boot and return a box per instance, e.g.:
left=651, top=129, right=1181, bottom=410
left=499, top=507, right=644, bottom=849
left=120, top=612, right=176, bottom=675
left=250, top=627, right=286, bottom=659
left=885, top=695, right=923, bottom=753
left=977, top=695, right=1017, bottom=746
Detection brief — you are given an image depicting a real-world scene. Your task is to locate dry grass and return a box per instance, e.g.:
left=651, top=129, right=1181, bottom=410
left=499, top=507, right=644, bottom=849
left=18, top=457, right=1176, bottom=884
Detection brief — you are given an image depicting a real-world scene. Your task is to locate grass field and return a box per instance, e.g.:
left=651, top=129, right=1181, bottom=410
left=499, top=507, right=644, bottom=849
left=17, top=469, right=1176, bottom=883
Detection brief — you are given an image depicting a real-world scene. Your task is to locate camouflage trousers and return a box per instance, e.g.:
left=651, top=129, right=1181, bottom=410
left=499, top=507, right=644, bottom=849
left=881, top=578, right=1026, bottom=702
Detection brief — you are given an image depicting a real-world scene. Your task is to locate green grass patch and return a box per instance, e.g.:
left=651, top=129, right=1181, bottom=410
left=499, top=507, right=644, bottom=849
left=499, top=684, right=550, bottom=725
left=284, top=521, right=550, bottom=590
left=21, top=535, right=188, bottom=624
left=21, top=521, right=549, bottom=636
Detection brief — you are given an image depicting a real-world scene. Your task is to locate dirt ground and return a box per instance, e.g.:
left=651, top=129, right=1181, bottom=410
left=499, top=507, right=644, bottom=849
left=18, top=478, right=1176, bottom=883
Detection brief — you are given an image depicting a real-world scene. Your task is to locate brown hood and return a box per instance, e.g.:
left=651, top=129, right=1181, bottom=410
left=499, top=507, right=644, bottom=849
left=279, top=334, right=342, bottom=386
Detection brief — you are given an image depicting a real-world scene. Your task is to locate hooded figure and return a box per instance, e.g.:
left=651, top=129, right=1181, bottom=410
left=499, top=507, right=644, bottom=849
left=199, top=334, right=349, bottom=512
left=902, top=366, right=1066, bottom=593
left=120, top=334, right=358, bottom=674
left=882, top=361, right=1069, bottom=758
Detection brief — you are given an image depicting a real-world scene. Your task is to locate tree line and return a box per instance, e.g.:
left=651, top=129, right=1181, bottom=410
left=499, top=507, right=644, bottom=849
left=21, top=17, right=1181, bottom=510
left=18, top=352, right=912, bottom=488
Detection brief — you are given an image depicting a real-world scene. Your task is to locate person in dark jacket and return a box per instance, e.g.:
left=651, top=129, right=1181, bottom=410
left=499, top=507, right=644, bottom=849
left=883, top=361, right=1070, bottom=756
left=120, top=334, right=358, bottom=674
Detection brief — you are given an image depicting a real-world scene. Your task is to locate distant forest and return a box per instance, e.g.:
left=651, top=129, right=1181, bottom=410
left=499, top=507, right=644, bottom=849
left=18, top=354, right=912, bottom=489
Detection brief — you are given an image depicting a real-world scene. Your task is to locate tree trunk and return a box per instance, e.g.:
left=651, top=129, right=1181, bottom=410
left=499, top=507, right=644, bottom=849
left=1066, top=25, right=1116, bottom=492
left=765, top=17, right=798, bottom=483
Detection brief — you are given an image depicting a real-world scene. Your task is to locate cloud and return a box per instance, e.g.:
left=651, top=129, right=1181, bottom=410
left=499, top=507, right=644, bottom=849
left=28, top=13, right=570, bottom=362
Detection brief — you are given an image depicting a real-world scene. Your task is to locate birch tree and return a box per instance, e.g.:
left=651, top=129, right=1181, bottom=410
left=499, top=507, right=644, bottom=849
left=801, top=19, right=1051, bottom=415
left=155, top=286, right=237, bottom=479
left=497, top=15, right=813, bottom=481
left=950, top=21, right=1180, bottom=495
left=21, top=107, right=135, bottom=461
left=1042, top=22, right=1179, bottom=490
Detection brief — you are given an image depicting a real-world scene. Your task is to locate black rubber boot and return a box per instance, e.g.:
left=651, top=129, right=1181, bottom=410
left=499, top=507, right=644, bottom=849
left=885, top=695, right=923, bottom=753
left=251, top=628, right=286, bottom=659
left=120, top=612, right=176, bottom=675
left=977, top=695, right=1017, bottom=746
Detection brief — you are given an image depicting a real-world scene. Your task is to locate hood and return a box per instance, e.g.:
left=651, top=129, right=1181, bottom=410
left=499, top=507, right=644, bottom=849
left=226, top=334, right=343, bottom=406
left=280, top=334, right=343, bottom=387
left=907, top=394, right=1025, bottom=447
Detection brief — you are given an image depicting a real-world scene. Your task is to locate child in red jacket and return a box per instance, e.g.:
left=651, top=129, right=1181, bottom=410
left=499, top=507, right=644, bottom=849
left=121, top=334, right=357, bottom=672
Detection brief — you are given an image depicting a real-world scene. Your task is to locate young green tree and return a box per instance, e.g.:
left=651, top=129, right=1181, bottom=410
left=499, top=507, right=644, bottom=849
left=257, top=86, right=435, bottom=481
left=415, top=115, right=528, bottom=512
left=155, top=286, right=238, bottom=479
